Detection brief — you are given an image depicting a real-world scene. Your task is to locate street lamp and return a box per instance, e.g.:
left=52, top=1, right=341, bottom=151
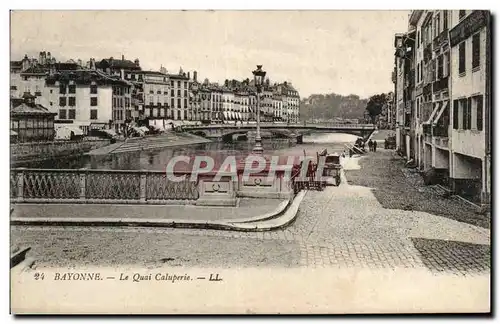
left=252, top=65, right=266, bottom=154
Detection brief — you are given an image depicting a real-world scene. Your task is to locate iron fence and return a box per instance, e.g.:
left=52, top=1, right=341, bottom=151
left=10, top=168, right=199, bottom=204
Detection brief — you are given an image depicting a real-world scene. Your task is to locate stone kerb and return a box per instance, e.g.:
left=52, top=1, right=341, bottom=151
left=195, top=171, right=237, bottom=207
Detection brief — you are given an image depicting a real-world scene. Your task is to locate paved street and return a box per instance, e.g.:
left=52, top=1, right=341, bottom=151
left=11, top=150, right=490, bottom=276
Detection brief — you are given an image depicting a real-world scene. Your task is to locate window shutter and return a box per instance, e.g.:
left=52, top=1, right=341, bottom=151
left=453, top=100, right=459, bottom=129
left=477, top=96, right=483, bottom=131
left=467, top=97, right=472, bottom=130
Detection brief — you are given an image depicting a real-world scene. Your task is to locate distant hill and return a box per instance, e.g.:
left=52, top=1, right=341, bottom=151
left=300, top=93, right=368, bottom=121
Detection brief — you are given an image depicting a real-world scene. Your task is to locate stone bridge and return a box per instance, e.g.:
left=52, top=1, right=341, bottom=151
left=182, top=123, right=377, bottom=144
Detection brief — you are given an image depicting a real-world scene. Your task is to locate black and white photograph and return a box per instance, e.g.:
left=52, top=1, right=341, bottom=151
left=7, top=7, right=492, bottom=314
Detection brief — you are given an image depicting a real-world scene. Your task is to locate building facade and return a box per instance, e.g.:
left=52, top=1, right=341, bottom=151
left=393, top=10, right=491, bottom=207
left=45, top=70, right=132, bottom=133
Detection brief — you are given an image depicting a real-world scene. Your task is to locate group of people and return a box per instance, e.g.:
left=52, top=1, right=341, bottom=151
left=367, top=139, right=378, bottom=152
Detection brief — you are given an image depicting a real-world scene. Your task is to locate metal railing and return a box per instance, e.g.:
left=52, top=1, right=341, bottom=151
left=10, top=168, right=199, bottom=204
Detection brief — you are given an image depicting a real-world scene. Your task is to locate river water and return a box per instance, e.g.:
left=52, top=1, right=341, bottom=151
left=20, top=133, right=359, bottom=171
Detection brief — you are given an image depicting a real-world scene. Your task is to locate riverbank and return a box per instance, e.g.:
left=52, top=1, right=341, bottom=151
left=344, top=149, right=490, bottom=229
left=88, top=131, right=212, bottom=156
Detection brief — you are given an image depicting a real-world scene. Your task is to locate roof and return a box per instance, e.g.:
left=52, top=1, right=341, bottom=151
left=96, top=58, right=141, bottom=70
left=140, top=70, right=168, bottom=76
left=10, top=101, right=56, bottom=116
left=167, top=73, right=190, bottom=80
left=46, top=69, right=132, bottom=86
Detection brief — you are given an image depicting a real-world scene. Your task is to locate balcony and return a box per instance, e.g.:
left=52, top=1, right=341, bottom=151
left=434, top=136, right=449, bottom=148
left=433, top=125, right=449, bottom=137
left=433, top=29, right=449, bottom=49
left=432, top=77, right=449, bottom=93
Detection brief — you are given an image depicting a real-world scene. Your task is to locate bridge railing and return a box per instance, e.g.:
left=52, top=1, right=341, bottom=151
left=183, top=123, right=376, bottom=130
left=10, top=165, right=306, bottom=206
left=10, top=168, right=199, bottom=204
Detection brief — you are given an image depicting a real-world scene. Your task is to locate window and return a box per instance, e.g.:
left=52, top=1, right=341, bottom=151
left=90, top=85, right=98, bottom=94
left=177, top=81, right=181, bottom=87
left=462, top=98, right=472, bottom=130
left=417, top=31, right=420, bottom=47
left=453, top=100, right=459, bottom=129
left=59, top=97, right=67, bottom=107
left=10, top=85, right=17, bottom=90
left=443, top=52, right=450, bottom=77
left=443, top=10, right=448, bottom=30
left=157, top=90, right=161, bottom=94
left=437, top=55, right=443, bottom=79
left=459, top=10, right=466, bottom=19
left=436, top=14, right=440, bottom=36
left=59, top=109, right=67, bottom=119
left=59, top=84, right=66, bottom=94
left=68, top=97, right=76, bottom=106
left=149, top=90, right=154, bottom=94
left=171, top=89, right=175, bottom=96
left=171, top=98, right=175, bottom=108
left=184, top=98, right=188, bottom=107
left=50, top=89, right=53, bottom=94
left=68, top=84, right=76, bottom=94
left=90, top=109, right=98, bottom=120
left=177, top=110, right=181, bottom=120
left=177, top=89, right=181, bottom=96
left=68, top=109, right=76, bottom=120
left=184, top=90, right=188, bottom=97
left=170, top=81, right=174, bottom=87
left=459, top=42, right=466, bottom=74
left=474, top=95, right=483, bottom=131
left=91, top=97, right=98, bottom=106
left=472, top=33, right=480, bottom=69
left=177, top=98, right=181, bottom=108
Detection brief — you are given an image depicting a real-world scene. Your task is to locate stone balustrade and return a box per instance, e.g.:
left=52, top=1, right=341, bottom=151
left=10, top=165, right=301, bottom=207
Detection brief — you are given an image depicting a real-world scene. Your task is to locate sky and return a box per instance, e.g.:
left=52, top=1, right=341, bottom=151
left=10, top=10, right=409, bottom=98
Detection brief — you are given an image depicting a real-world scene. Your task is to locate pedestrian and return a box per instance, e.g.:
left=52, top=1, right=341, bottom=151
left=373, top=140, right=377, bottom=152
left=368, top=139, right=373, bottom=152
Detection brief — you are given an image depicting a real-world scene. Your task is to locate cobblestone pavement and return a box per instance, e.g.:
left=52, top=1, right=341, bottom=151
left=11, top=151, right=490, bottom=276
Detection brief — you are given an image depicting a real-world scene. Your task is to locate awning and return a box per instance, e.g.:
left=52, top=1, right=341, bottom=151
left=232, top=112, right=236, bottom=120
left=433, top=101, right=449, bottom=125
left=10, top=130, right=18, bottom=136
left=238, top=112, right=242, bottom=120
left=424, top=102, right=442, bottom=125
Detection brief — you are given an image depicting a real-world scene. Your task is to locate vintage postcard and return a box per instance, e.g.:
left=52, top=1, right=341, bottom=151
left=9, top=9, right=491, bottom=314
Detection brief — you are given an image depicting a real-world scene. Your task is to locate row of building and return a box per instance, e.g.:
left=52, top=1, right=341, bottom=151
left=392, top=10, right=491, bottom=207
left=10, top=52, right=301, bottom=136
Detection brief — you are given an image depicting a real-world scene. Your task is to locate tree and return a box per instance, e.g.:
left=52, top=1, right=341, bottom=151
left=365, top=93, right=387, bottom=123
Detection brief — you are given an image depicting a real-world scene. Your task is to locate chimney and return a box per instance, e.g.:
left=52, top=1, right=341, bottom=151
left=47, top=52, right=51, bottom=61
left=187, top=72, right=190, bottom=80
left=39, top=52, right=44, bottom=65
left=122, top=54, right=125, bottom=61
left=120, top=68, right=125, bottom=80
left=193, top=71, right=198, bottom=82
left=134, top=58, right=140, bottom=67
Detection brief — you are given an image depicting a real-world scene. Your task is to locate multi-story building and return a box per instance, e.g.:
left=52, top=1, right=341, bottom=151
left=448, top=10, right=491, bottom=205
left=276, top=82, right=300, bottom=123
left=272, top=92, right=283, bottom=121
left=393, top=10, right=491, bottom=207
left=199, top=82, right=212, bottom=123
left=168, top=69, right=191, bottom=121
left=140, top=71, right=170, bottom=120
left=10, top=52, right=81, bottom=108
left=222, top=87, right=235, bottom=122
left=188, top=71, right=201, bottom=122
left=45, top=70, right=132, bottom=133
left=210, top=85, right=223, bottom=123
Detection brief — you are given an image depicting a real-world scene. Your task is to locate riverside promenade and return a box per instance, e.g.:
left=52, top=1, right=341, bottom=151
left=11, top=149, right=490, bottom=273
left=11, top=149, right=490, bottom=312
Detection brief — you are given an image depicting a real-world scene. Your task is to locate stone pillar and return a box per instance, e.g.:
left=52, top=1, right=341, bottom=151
left=79, top=168, right=87, bottom=200
left=16, top=168, right=25, bottom=202
left=196, top=172, right=237, bottom=206
left=140, top=172, right=147, bottom=202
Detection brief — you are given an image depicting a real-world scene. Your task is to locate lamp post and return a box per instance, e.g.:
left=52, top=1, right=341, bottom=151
left=252, top=65, right=266, bottom=154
